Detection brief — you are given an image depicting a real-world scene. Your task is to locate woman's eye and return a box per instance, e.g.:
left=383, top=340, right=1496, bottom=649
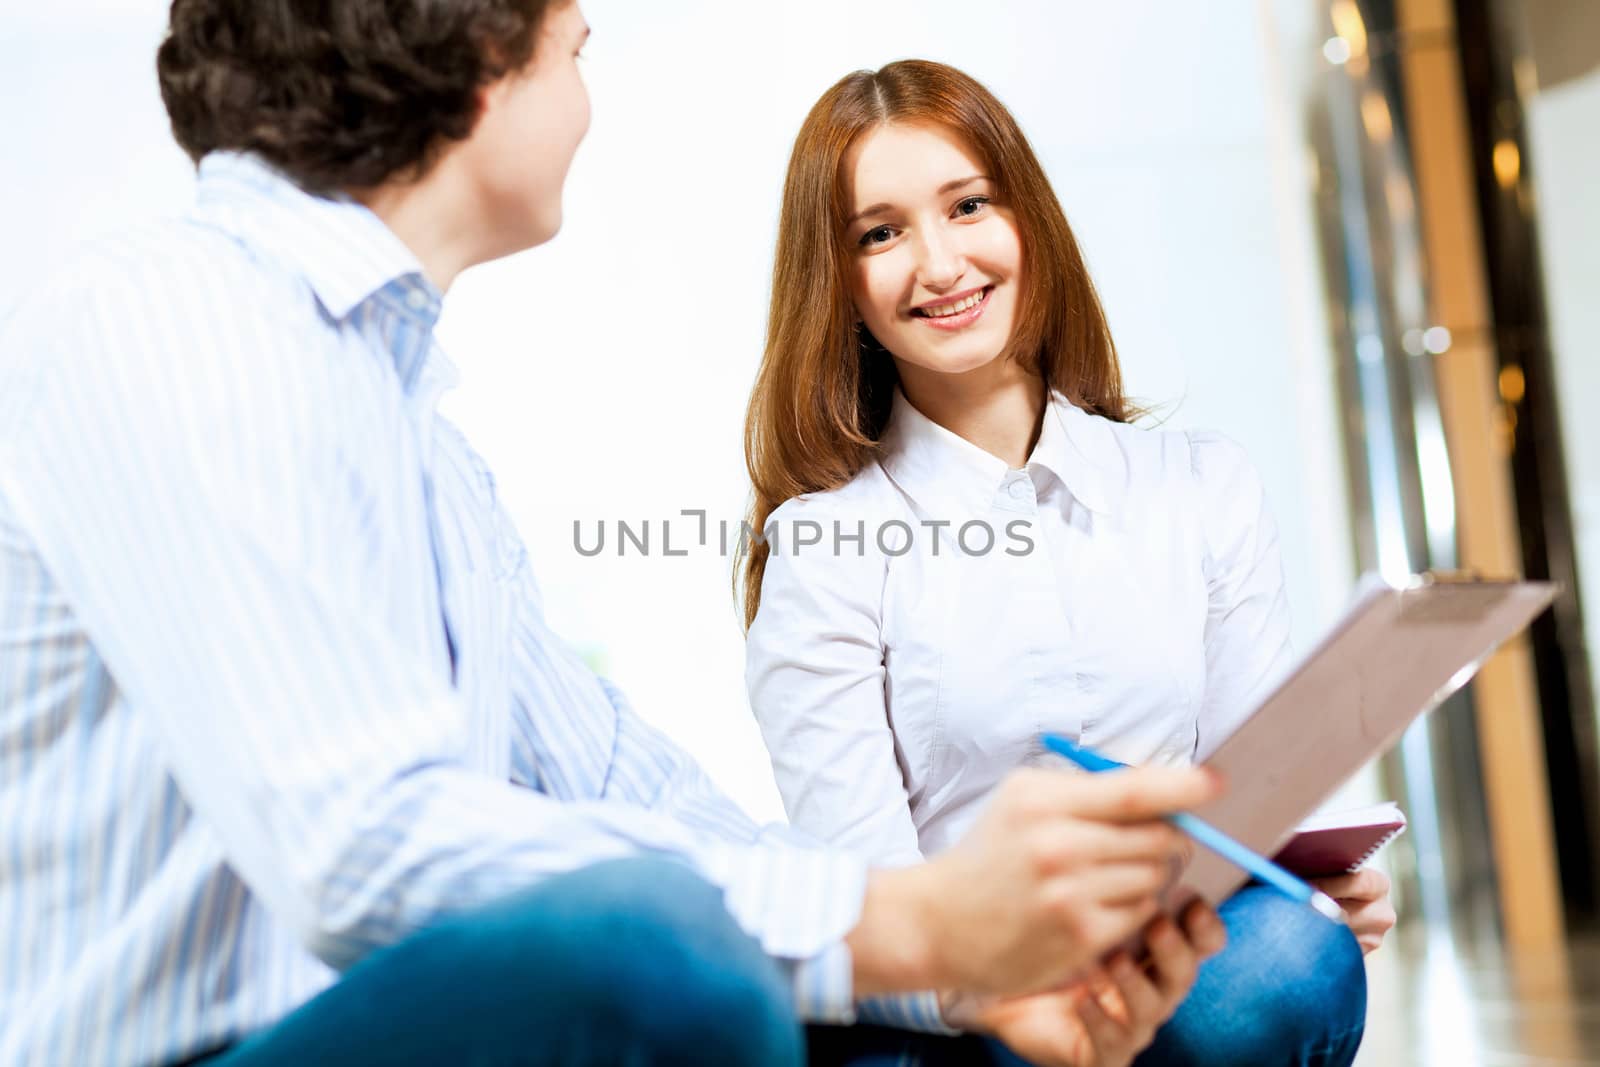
left=859, top=226, right=896, bottom=248
left=954, top=196, right=990, bottom=218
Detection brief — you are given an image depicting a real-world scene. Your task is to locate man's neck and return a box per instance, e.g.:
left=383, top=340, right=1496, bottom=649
left=350, top=158, right=485, bottom=293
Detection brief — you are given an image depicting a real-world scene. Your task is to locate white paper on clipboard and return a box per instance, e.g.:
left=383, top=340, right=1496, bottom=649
left=1169, top=572, right=1558, bottom=909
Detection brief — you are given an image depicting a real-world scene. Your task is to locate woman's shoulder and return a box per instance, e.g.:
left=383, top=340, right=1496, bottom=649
left=766, top=459, right=902, bottom=527
left=1181, top=428, right=1268, bottom=506
left=753, top=466, right=897, bottom=625
left=768, top=464, right=909, bottom=582
left=1118, top=419, right=1274, bottom=565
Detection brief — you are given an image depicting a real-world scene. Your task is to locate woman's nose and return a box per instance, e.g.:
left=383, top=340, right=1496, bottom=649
left=914, top=227, right=966, bottom=292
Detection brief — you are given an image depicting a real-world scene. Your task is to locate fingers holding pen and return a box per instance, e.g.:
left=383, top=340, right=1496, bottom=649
left=1013, top=765, right=1225, bottom=825
left=910, top=762, right=1226, bottom=997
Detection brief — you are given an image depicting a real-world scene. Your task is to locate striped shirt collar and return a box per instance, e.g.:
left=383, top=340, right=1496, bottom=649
left=193, top=150, right=443, bottom=333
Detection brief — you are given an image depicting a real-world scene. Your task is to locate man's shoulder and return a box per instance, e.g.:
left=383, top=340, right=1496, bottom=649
left=9, top=218, right=288, bottom=361
left=23, top=216, right=261, bottom=312
left=0, top=215, right=344, bottom=454
left=6, top=216, right=320, bottom=383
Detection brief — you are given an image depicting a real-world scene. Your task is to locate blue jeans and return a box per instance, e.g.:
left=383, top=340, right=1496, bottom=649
left=806, top=885, right=1368, bottom=1067
left=193, top=857, right=803, bottom=1067
left=191, top=867, right=1361, bottom=1067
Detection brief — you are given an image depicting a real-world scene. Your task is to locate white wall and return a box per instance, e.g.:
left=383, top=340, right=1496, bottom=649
left=1526, top=67, right=1600, bottom=745
left=2, top=0, right=1359, bottom=822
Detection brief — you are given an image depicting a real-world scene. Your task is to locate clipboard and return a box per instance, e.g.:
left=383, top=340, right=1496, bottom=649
left=1171, top=571, right=1558, bottom=908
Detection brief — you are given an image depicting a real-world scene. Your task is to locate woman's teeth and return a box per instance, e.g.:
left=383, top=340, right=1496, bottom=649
left=918, top=289, right=986, bottom=317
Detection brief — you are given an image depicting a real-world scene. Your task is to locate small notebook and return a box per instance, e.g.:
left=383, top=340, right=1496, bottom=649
left=1271, top=801, right=1407, bottom=877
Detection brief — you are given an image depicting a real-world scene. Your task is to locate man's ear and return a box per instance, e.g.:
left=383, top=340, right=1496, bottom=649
left=473, top=68, right=518, bottom=130
left=473, top=82, right=498, bottom=127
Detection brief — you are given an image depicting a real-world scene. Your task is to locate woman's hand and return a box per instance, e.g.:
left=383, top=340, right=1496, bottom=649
left=967, top=901, right=1226, bottom=1067
left=1309, top=867, right=1396, bottom=954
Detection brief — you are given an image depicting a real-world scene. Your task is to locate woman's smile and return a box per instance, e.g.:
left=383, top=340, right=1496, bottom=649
left=911, top=284, right=995, bottom=331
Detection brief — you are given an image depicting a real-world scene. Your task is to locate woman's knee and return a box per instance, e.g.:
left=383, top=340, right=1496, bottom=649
left=1141, top=887, right=1367, bottom=1066
left=1235, top=887, right=1368, bottom=1037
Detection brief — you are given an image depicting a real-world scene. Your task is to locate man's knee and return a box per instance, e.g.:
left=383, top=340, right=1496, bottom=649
left=362, top=857, right=800, bottom=1065
left=486, top=857, right=803, bottom=1066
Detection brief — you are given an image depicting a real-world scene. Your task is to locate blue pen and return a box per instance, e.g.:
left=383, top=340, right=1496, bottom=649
left=1040, top=733, right=1344, bottom=922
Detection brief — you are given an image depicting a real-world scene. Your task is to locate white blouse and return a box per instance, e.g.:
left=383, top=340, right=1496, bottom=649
left=746, top=389, right=1293, bottom=867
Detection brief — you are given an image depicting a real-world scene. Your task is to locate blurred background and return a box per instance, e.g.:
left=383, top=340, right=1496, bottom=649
left=3, top=0, right=1596, bottom=1061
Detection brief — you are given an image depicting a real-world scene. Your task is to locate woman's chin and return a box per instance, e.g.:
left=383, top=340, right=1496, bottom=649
left=898, top=346, right=1009, bottom=380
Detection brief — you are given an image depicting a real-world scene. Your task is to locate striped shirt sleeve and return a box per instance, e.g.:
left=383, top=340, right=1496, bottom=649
left=504, top=565, right=868, bottom=1021
left=858, top=993, right=960, bottom=1034
left=0, top=249, right=873, bottom=981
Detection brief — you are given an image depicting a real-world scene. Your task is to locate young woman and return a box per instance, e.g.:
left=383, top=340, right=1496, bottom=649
left=742, top=60, right=1394, bottom=1067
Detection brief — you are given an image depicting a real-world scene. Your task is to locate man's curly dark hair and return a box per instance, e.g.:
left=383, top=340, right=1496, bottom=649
left=157, top=0, right=557, bottom=194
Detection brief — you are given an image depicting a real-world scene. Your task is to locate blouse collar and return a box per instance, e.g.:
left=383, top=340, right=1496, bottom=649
left=877, top=387, right=1126, bottom=519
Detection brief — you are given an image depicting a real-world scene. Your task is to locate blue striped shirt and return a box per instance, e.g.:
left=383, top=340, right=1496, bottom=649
left=0, top=152, right=942, bottom=1066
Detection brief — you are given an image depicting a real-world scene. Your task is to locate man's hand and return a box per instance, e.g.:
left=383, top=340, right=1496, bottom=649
left=1310, top=867, right=1395, bottom=954
left=848, top=765, right=1222, bottom=998
left=967, top=901, right=1226, bottom=1067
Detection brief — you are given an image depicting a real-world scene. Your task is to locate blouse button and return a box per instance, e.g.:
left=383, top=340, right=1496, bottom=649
left=1007, top=479, right=1030, bottom=500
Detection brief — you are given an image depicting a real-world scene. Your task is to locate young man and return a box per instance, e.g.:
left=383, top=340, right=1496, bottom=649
left=0, top=2, right=1252, bottom=1065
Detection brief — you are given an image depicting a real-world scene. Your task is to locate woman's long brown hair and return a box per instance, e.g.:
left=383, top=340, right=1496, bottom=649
left=739, top=59, right=1133, bottom=629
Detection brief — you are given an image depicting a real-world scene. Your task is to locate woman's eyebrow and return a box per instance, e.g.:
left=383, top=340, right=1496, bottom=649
left=938, top=174, right=991, bottom=194
left=846, top=174, right=992, bottom=227
left=847, top=202, right=893, bottom=227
